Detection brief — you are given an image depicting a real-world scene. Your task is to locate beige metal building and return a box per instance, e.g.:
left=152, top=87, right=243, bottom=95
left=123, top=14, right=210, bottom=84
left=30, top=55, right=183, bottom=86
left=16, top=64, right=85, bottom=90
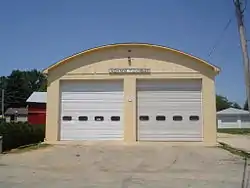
left=43, top=43, right=220, bottom=145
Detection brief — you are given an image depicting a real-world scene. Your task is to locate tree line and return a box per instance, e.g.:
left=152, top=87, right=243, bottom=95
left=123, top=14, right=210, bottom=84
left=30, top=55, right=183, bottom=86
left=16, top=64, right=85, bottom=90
left=0, top=69, right=46, bottom=114
left=0, top=69, right=248, bottom=114
left=216, top=95, right=248, bottom=111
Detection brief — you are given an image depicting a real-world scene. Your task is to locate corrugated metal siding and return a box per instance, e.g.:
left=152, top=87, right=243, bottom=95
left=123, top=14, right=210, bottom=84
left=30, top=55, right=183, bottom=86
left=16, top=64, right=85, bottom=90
left=28, top=104, right=46, bottom=125
left=137, top=80, right=202, bottom=141
left=28, top=113, right=46, bottom=125
left=28, top=104, right=46, bottom=112
left=60, top=81, right=124, bottom=140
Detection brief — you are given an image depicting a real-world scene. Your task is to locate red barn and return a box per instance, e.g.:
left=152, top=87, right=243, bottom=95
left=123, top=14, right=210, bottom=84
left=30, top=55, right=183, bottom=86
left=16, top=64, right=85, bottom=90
left=26, top=92, right=47, bottom=125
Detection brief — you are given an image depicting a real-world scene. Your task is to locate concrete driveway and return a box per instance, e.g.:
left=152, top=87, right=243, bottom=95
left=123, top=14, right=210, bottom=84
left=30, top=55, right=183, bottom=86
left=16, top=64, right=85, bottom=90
left=0, top=143, right=247, bottom=188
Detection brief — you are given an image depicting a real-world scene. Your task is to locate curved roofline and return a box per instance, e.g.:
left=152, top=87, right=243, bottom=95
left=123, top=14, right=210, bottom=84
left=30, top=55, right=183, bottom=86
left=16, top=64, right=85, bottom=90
left=43, top=43, right=220, bottom=74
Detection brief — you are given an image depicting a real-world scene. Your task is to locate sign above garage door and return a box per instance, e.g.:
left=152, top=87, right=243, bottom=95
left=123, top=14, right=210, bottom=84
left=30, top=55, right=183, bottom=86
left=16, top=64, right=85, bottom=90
left=109, top=68, right=151, bottom=74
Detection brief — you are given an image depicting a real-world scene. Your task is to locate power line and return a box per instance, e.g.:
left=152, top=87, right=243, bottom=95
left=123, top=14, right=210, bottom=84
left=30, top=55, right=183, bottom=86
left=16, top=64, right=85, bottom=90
left=207, top=18, right=232, bottom=59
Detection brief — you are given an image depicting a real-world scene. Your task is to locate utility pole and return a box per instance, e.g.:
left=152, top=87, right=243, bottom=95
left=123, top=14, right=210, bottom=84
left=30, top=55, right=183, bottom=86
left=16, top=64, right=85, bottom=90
left=234, top=0, right=250, bottom=112
left=1, top=89, right=4, bottom=119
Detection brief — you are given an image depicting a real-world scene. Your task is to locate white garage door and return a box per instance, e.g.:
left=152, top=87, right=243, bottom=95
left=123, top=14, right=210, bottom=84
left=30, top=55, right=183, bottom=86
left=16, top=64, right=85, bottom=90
left=137, top=80, right=202, bottom=141
left=60, top=80, right=124, bottom=140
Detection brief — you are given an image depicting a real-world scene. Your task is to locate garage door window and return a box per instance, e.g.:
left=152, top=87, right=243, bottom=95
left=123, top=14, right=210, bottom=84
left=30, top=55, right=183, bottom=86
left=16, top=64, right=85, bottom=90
left=189, top=116, right=199, bottom=121
left=62, top=116, right=72, bottom=121
left=78, top=116, right=88, bottom=121
left=111, top=116, right=120, bottom=121
left=156, top=116, right=166, bottom=121
left=173, top=116, right=183, bottom=121
left=140, top=116, right=149, bottom=121
left=95, top=116, right=104, bottom=121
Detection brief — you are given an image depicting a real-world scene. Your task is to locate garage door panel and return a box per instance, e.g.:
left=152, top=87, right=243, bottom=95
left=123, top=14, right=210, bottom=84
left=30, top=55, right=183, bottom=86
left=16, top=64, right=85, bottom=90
left=139, top=126, right=201, bottom=133
left=61, top=120, right=123, bottom=127
left=138, top=103, right=201, bottom=107
left=139, top=135, right=202, bottom=141
left=137, top=80, right=201, bottom=91
left=62, top=105, right=123, bottom=112
left=138, top=110, right=201, bottom=116
left=62, top=100, right=124, bottom=104
left=61, top=125, right=123, bottom=131
left=62, top=100, right=123, bottom=104
left=60, top=81, right=124, bottom=141
left=62, top=101, right=123, bottom=107
left=138, top=91, right=201, bottom=97
left=139, top=131, right=201, bottom=136
left=61, top=81, right=123, bottom=92
left=137, top=80, right=202, bottom=141
left=138, top=99, right=201, bottom=103
left=61, top=130, right=123, bottom=135
left=138, top=108, right=202, bottom=112
left=62, top=92, right=123, bottom=100
left=61, top=131, right=123, bottom=141
left=61, top=112, right=122, bottom=117
left=139, top=123, right=201, bottom=128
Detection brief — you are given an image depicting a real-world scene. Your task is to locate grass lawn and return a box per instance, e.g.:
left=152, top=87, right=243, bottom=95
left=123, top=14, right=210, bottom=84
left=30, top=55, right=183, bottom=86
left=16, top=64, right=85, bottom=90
left=217, top=128, right=250, bottom=135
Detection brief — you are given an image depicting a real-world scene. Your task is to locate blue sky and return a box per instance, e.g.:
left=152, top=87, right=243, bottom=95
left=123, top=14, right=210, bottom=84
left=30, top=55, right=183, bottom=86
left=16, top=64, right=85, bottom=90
left=0, top=0, right=249, bottom=105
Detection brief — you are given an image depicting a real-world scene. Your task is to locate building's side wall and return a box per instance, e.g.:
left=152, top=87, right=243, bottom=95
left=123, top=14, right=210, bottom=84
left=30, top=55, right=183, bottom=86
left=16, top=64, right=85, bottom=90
left=17, top=116, right=27, bottom=122
left=28, top=113, right=46, bottom=125
left=28, top=103, right=46, bottom=112
left=202, top=77, right=217, bottom=145
left=5, top=116, right=10, bottom=122
left=5, top=116, right=27, bottom=122
left=217, top=114, right=250, bottom=129
left=45, top=45, right=217, bottom=145
left=217, top=115, right=240, bottom=129
left=28, top=103, right=46, bottom=125
left=241, top=121, right=250, bottom=128
left=45, top=79, right=60, bottom=141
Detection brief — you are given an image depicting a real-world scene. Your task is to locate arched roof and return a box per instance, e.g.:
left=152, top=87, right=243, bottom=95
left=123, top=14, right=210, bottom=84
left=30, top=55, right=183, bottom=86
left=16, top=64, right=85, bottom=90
left=43, top=43, right=220, bottom=74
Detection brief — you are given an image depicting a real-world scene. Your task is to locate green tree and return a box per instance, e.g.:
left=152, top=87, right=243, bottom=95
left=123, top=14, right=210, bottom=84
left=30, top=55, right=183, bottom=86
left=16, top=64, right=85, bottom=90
left=216, top=95, right=242, bottom=111
left=244, top=100, right=249, bottom=110
left=23, top=69, right=47, bottom=93
left=5, top=70, right=29, bottom=107
left=231, top=102, right=241, bottom=109
left=216, top=95, right=232, bottom=111
left=4, top=69, right=47, bottom=108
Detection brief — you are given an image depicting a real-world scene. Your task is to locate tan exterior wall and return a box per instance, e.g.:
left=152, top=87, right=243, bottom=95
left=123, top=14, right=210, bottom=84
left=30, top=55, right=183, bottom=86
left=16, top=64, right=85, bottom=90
left=202, top=77, right=217, bottom=145
left=46, top=79, right=60, bottom=141
left=45, top=45, right=218, bottom=145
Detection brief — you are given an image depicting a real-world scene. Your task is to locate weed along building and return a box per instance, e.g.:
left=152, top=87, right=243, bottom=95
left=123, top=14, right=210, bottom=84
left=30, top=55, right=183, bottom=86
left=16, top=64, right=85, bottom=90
left=43, top=43, right=220, bottom=145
